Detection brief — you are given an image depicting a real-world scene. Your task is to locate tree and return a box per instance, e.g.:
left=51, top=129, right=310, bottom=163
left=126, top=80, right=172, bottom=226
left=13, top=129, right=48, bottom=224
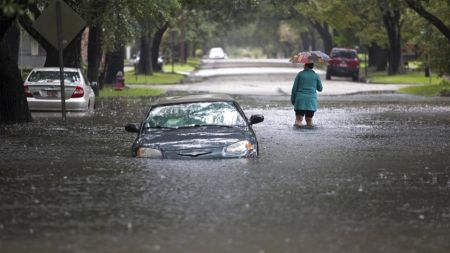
left=152, top=22, right=168, bottom=72
left=133, top=0, right=179, bottom=75
left=100, top=0, right=137, bottom=84
left=0, top=1, right=32, bottom=124
left=402, top=1, right=450, bottom=76
left=80, top=0, right=107, bottom=90
left=405, top=0, right=450, bottom=41
left=178, top=0, right=261, bottom=57
left=378, top=0, right=403, bottom=75
left=293, top=0, right=335, bottom=54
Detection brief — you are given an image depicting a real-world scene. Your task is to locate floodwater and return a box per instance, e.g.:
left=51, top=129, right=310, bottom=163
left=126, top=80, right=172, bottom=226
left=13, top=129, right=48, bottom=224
left=1, top=94, right=450, bottom=253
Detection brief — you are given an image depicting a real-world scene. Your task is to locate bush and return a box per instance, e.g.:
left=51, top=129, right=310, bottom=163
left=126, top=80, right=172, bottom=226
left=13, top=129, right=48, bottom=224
left=439, top=80, right=450, bottom=97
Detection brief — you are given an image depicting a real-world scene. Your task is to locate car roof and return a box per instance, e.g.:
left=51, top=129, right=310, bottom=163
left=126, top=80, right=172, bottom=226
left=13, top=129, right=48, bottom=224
left=153, top=94, right=236, bottom=106
left=30, top=67, right=81, bottom=72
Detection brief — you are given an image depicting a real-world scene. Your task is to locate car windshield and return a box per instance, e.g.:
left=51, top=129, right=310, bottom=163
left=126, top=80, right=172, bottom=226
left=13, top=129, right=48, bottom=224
left=146, top=102, right=246, bottom=129
left=331, top=50, right=357, bottom=59
left=28, top=71, right=81, bottom=83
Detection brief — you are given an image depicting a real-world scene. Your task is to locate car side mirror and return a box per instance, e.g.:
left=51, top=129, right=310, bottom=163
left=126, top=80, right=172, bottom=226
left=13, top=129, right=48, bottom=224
left=249, top=114, right=264, bottom=125
left=125, top=123, right=140, bottom=133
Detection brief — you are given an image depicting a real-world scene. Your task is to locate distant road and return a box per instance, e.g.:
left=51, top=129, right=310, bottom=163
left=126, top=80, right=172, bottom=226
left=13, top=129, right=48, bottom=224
left=133, top=58, right=415, bottom=96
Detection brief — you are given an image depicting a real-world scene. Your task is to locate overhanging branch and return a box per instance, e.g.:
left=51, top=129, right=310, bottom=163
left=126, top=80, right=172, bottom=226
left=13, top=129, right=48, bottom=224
left=405, top=0, right=450, bottom=41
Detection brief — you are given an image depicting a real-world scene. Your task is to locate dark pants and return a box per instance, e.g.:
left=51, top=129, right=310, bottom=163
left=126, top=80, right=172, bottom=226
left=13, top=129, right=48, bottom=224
left=295, top=110, right=315, bottom=118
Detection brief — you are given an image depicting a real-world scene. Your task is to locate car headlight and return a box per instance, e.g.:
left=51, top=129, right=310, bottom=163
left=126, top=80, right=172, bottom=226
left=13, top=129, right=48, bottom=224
left=136, top=147, right=162, bottom=158
left=223, top=141, right=254, bottom=157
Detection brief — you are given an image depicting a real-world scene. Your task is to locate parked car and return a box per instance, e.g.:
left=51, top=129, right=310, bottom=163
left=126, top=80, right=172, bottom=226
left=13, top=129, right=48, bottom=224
left=208, top=47, right=227, bottom=59
left=133, top=52, right=164, bottom=70
left=125, top=94, right=264, bottom=159
left=24, top=68, right=95, bottom=112
left=326, top=48, right=360, bottom=81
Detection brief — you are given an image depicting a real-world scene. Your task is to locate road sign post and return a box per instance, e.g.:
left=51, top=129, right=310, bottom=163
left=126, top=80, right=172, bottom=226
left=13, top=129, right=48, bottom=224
left=55, top=0, right=66, bottom=121
left=32, top=0, right=86, bottom=122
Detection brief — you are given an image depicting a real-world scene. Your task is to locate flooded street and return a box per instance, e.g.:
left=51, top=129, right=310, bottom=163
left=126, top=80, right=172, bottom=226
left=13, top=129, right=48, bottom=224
left=1, top=93, right=450, bottom=253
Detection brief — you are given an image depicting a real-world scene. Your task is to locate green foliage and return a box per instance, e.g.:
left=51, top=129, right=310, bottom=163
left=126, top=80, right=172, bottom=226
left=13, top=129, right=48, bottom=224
left=0, top=0, right=32, bottom=17
left=227, top=47, right=266, bottom=58
left=403, top=1, right=450, bottom=76
left=175, top=0, right=262, bottom=53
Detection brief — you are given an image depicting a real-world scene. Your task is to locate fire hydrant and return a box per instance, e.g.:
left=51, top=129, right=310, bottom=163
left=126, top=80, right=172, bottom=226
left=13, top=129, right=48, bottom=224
left=115, top=71, right=125, bottom=90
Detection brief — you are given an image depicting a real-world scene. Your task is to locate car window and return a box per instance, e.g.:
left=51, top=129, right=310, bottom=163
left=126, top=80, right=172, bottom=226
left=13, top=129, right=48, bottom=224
left=331, top=50, right=357, bottom=59
left=146, top=102, right=246, bottom=128
left=28, top=71, right=81, bottom=83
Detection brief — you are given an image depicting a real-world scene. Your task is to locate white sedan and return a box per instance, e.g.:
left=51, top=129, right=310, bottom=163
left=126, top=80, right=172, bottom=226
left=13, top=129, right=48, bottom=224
left=208, top=47, right=227, bottom=59
left=24, top=67, right=95, bottom=112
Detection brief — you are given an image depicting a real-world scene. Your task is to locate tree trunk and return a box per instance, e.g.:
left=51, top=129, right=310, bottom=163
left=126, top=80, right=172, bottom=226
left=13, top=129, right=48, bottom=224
left=300, top=32, right=310, bottom=51
left=191, top=40, right=197, bottom=57
left=43, top=34, right=82, bottom=68
left=179, top=13, right=186, bottom=63
left=368, top=43, right=388, bottom=71
left=379, top=2, right=402, bottom=75
left=104, top=46, right=125, bottom=85
left=152, top=23, right=168, bottom=72
left=0, top=22, right=32, bottom=124
left=311, top=21, right=333, bottom=54
left=138, top=35, right=153, bottom=75
left=310, top=29, right=316, bottom=51
left=87, top=25, right=103, bottom=83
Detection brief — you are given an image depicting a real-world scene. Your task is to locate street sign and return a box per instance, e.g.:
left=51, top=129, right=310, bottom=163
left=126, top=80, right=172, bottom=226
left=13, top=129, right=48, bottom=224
left=32, top=0, right=86, bottom=50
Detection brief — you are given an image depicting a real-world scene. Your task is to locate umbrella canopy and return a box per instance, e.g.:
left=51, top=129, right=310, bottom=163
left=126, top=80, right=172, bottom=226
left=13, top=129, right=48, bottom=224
left=290, top=51, right=330, bottom=64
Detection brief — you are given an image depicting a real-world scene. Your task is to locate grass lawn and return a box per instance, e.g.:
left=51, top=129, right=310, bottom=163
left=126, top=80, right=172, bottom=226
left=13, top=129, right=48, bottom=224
left=163, top=58, right=201, bottom=72
left=398, top=80, right=450, bottom=96
left=125, top=58, right=201, bottom=84
left=100, top=87, right=165, bottom=97
left=124, top=71, right=184, bottom=84
left=369, top=71, right=442, bottom=85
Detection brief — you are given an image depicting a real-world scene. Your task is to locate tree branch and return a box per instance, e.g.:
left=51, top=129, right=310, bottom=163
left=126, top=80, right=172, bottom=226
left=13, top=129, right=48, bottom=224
left=405, top=0, right=450, bottom=41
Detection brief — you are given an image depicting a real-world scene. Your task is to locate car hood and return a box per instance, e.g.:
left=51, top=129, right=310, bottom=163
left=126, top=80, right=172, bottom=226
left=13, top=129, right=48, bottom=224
left=136, top=126, right=249, bottom=151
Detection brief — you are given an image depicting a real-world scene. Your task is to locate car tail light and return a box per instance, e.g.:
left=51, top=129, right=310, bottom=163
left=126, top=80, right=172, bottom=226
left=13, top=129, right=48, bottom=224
left=23, top=84, right=33, bottom=97
left=71, top=85, right=84, bottom=98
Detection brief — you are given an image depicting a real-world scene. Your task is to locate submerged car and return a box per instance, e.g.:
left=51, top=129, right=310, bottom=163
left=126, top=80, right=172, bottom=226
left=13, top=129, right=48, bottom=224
left=326, top=48, right=360, bottom=81
left=125, top=94, right=264, bottom=159
left=24, top=67, right=95, bottom=112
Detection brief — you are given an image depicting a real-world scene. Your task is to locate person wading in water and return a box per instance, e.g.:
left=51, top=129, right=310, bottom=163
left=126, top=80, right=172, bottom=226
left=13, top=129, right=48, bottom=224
left=291, top=62, right=323, bottom=127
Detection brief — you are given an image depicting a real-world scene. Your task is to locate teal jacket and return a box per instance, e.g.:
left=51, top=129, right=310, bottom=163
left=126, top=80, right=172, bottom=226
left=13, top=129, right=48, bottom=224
left=291, top=69, right=323, bottom=111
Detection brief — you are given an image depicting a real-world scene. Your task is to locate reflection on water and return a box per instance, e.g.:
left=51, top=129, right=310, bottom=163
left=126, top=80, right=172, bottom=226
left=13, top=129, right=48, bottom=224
left=1, top=95, right=450, bottom=252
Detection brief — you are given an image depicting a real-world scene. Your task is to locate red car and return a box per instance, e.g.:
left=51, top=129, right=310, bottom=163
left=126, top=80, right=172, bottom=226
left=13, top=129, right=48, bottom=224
left=326, top=48, right=360, bottom=81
